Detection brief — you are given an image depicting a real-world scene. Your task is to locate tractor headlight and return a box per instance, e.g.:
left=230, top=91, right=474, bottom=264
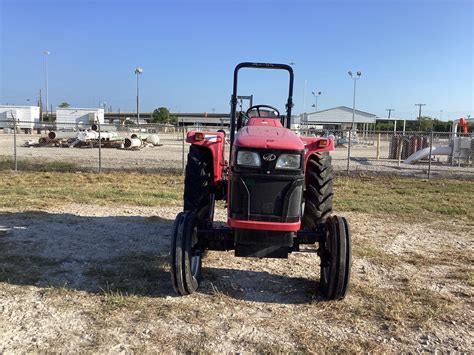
left=276, top=154, right=301, bottom=170
left=237, top=151, right=261, bottom=167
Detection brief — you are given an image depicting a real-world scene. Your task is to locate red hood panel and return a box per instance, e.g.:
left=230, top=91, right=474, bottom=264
left=234, top=126, right=304, bottom=150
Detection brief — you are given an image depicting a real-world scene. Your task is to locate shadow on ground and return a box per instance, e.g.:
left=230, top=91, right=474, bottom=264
left=0, top=210, right=322, bottom=303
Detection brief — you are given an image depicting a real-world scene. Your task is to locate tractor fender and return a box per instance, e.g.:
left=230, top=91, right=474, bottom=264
left=301, top=136, right=335, bottom=169
left=186, top=131, right=225, bottom=183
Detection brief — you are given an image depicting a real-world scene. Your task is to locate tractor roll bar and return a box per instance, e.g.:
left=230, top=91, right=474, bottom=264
left=229, top=62, right=294, bottom=150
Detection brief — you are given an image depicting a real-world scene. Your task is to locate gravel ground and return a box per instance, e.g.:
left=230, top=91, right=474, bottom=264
left=0, top=203, right=472, bottom=352
left=1, top=133, right=473, bottom=178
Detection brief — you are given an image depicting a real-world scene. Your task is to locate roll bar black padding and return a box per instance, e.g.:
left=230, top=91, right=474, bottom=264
left=229, top=62, right=295, bottom=152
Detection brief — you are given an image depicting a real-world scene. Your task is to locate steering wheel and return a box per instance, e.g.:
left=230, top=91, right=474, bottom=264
left=245, top=105, right=280, bottom=118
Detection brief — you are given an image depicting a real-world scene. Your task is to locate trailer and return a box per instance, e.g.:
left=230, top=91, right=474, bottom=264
left=55, top=108, right=105, bottom=130
left=0, top=106, right=40, bottom=133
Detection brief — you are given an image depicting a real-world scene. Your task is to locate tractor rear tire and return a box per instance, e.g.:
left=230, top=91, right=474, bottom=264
left=184, top=145, right=213, bottom=228
left=171, top=211, right=202, bottom=295
left=319, top=215, right=351, bottom=300
left=301, top=152, right=333, bottom=230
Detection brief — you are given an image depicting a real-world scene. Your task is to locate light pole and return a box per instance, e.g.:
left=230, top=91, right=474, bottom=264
left=348, top=71, right=362, bottom=130
left=135, top=67, right=143, bottom=125
left=311, top=91, right=321, bottom=111
left=42, top=51, right=50, bottom=120
left=347, top=70, right=362, bottom=175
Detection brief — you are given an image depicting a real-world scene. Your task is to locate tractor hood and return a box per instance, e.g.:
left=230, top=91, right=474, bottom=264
left=234, top=126, right=304, bottom=150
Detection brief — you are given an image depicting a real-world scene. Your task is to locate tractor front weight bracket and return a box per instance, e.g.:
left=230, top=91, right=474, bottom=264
left=196, top=223, right=326, bottom=252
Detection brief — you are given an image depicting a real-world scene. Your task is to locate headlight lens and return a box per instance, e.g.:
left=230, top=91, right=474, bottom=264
left=276, top=154, right=301, bottom=169
left=237, top=151, right=261, bottom=167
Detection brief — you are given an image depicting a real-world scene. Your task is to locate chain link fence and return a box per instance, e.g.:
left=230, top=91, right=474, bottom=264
left=1, top=117, right=473, bottom=179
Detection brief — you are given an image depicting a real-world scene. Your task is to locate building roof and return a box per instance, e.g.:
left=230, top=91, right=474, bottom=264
left=305, top=106, right=376, bottom=124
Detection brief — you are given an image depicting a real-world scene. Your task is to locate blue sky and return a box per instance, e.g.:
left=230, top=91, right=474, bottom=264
left=1, top=0, right=472, bottom=120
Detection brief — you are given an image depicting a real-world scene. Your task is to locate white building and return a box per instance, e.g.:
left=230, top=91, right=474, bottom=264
left=302, top=106, right=377, bottom=130
left=0, top=105, right=41, bottom=132
left=56, top=108, right=105, bottom=130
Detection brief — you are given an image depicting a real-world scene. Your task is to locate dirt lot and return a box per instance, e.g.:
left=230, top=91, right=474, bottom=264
left=0, top=173, right=473, bottom=352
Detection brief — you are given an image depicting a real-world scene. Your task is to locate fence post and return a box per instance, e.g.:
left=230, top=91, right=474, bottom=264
left=181, top=118, right=185, bottom=176
left=397, top=135, right=402, bottom=167
left=428, top=130, right=433, bottom=179
left=98, top=120, right=102, bottom=173
left=12, top=112, right=18, bottom=172
left=376, top=133, right=380, bottom=160
left=346, top=129, right=351, bottom=176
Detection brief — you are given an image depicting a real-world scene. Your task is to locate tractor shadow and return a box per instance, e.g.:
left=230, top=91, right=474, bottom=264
left=0, top=210, right=322, bottom=303
left=0, top=210, right=176, bottom=297
left=201, top=266, right=321, bottom=304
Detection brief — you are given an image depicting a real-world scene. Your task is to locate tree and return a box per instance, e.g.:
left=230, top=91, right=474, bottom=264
left=59, top=102, right=70, bottom=108
left=152, top=107, right=177, bottom=124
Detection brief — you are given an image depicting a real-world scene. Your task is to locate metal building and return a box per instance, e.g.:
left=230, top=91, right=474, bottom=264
left=0, top=105, right=40, bottom=132
left=302, top=106, right=377, bottom=130
left=56, top=108, right=105, bottom=130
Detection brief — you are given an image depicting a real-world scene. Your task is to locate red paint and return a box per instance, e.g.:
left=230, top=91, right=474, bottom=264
left=246, top=117, right=283, bottom=127
left=234, top=126, right=305, bottom=150
left=228, top=217, right=301, bottom=232
left=300, top=136, right=335, bottom=168
left=459, top=117, right=468, bottom=134
left=186, top=131, right=225, bottom=183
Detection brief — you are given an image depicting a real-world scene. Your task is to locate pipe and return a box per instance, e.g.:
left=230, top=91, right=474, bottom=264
left=403, top=145, right=452, bottom=164
left=130, top=133, right=150, bottom=140
left=146, top=134, right=160, bottom=146
left=48, top=131, right=77, bottom=140
left=91, top=123, right=117, bottom=132
left=78, top=130, right=120, bottom=142
left=124, top=137, right=142, bottom=149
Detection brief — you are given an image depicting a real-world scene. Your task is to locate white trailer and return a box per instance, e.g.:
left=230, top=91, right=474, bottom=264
left=0, top=105, right=40, bottom=132
left=55, top=108, right=105, bottom=130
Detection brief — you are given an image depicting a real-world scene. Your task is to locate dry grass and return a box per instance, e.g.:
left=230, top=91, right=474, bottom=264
left=1, top=171, right=473, bottom=220
left=0, top=172, right=473, bottom=352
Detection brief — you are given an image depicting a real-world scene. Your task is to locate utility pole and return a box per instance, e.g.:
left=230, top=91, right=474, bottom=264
left=386, top=108, right=394, bottom=119
left=415, top=103, right=426, bottom=119
left=415, top=103, right=426, bottom=131
left=386, top=108, right=395, bottom=132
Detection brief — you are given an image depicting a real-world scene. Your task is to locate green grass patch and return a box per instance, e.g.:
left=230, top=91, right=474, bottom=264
left=333, top=176, right=474, bottom=220
left=0, top=158, right=79, bottom=172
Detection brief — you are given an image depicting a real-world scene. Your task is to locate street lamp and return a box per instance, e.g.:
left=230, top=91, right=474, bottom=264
left=346, top=70, right=362, bottom=175
left=311, top=91, right=322, bottom=111
left=348, top=71, right=362, bottom=130
left=42, top=51, right=50, bottom=120
left=134, top=67, right=143, bottom=125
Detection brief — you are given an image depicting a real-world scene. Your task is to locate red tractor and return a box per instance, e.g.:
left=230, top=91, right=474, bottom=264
left=171, top=62, right=351, bottom=300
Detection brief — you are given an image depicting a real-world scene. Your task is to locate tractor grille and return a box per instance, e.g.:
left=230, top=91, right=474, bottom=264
left=230, top=173, right=303, bottom=222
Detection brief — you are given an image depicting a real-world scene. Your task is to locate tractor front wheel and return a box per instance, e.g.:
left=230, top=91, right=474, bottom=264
left=171, top=211, right=202, bottom=295
left=319, top=215, right=351, bottom=300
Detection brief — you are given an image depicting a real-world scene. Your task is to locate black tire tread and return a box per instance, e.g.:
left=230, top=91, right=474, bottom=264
left=319, top=216, right=351, bottom=300
left=302, top=152, right=334, bottom=229
left=183, top=145, right=213, bottom=225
